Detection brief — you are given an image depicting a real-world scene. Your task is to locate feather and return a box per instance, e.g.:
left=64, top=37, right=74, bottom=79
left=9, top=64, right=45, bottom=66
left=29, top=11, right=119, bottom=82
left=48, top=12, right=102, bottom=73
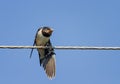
left=29, top=28, right=41, bottom=58
left=45, top=55, right=56, bottom=79
left=29, top=41, right=36, bottom=58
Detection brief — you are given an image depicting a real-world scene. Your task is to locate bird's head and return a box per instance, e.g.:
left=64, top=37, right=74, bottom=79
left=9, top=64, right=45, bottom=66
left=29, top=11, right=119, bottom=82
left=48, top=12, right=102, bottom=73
left=42, top=27, right=53, bottom=37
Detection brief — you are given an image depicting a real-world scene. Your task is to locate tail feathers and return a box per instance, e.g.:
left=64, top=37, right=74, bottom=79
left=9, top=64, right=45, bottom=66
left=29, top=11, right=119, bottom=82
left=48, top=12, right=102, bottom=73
left=44, top=55, right=56, bottom=79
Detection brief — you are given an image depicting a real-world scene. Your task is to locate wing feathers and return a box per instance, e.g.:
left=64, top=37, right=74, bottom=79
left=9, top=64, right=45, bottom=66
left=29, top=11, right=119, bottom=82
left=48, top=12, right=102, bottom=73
left=45, top=55, right=56, bottom=79
left=29, top=40, right=36, bottom=58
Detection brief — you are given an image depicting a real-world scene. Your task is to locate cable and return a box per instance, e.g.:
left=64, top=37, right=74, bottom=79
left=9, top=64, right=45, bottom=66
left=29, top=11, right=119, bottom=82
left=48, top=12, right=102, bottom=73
left=0, top=46, right=120, bottom=50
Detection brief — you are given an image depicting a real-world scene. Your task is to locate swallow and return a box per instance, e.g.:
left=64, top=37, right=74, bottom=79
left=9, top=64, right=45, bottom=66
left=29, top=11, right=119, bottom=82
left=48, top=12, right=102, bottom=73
left=30, top=26, right=56, bottom=79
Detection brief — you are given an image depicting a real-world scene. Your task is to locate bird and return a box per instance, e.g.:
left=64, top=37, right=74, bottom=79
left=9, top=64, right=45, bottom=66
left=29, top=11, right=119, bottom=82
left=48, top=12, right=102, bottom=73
left=30, top=26, right=56, bottom=79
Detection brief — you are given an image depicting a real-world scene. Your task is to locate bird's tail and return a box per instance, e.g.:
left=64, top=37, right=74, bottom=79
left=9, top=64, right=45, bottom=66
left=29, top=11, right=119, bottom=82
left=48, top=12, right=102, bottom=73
left=45, top=54, right=56, bottom=79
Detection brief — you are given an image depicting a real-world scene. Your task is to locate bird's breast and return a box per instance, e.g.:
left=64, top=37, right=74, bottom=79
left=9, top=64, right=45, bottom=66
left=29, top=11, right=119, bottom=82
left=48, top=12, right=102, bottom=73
left=36, top=34, right=50, bottom=59
left=36, top=33, right=50, bottom=46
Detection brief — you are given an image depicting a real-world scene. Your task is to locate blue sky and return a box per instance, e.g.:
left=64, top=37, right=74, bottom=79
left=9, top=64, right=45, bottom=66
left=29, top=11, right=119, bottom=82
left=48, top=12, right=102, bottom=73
left=0, top=0, right=120, bottom=84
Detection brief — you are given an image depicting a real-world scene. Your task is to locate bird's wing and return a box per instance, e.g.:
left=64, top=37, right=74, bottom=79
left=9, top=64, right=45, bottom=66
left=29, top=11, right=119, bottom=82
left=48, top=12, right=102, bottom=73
left=42, top=39, right=55, bottom=68
left=29, top=39, right=36, bottom=58
left=44, top=40, right=56, bottom=79
left=30, top=28, right=41, bottom=58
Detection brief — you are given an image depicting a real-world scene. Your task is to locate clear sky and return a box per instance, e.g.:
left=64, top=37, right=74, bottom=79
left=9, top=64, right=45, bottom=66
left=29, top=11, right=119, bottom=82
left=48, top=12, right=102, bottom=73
left=0, top=0, right=120, bottom=84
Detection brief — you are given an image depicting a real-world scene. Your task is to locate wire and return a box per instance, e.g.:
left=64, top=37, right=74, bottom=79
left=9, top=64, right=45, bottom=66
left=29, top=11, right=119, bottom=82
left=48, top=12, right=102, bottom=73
left=0, top=46, right=120, bottom=50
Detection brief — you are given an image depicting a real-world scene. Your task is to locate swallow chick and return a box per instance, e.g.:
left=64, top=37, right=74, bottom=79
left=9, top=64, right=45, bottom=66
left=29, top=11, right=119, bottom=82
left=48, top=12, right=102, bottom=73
left=30, top=27, right=56, bottom=79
